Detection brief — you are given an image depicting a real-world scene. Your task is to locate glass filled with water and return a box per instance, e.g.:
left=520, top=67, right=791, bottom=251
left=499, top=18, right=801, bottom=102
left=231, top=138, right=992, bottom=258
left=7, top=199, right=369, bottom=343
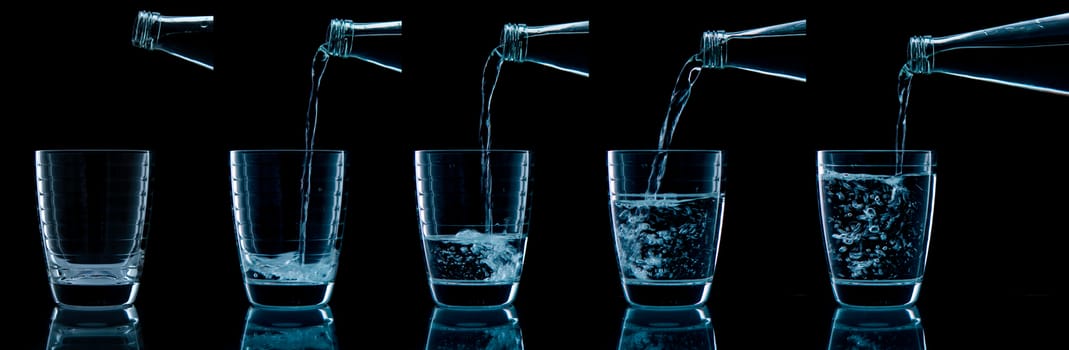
left=230, top=150, right=348, bottom=309
left=414, top=150, right=530, bottom=308
left=36, top=150, right=153, bottom=309
left=607, top=150, right=724, bottom=308
left=817, top=150, right=936, bottom=308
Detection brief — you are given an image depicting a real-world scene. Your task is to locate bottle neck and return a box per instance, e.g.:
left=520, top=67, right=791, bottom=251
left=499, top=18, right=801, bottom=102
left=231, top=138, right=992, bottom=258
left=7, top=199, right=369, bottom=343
left=497, top=21, right=589, bottom=77
left=500, top=23, right=528, bottom=63
left=700, top=30, right=727, bottom=69
left=908, top=35, right=934, bottom=75
left=131, top=11, right=162, bottom=50
left=325, top=19, right=354, bottom=57
left=130, top=10, right=214, bottom=70
left=322, top=19, right=403, bottom=72
left=325, top=19, right=402, bottom=56
left=131, top=11, right=213, bottom=49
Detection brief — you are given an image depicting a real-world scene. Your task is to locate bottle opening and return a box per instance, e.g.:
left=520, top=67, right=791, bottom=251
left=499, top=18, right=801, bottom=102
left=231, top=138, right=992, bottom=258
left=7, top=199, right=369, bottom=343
left=500, top=23, right=528, bottom=63
left=700, top=30, right=727, bottom=69
left=325, top=19, right=355, bottom=57
left=131, top=11, right=161, bottom=50
left=908, top=35, right=934, bottom=74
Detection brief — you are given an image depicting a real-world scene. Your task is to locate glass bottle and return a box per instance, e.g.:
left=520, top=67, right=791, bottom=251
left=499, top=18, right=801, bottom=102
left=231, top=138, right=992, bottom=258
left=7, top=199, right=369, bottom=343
left=906, top=12, right=1069, bottom=95
left=699, top=19, right=806, bottom=82
left=323, top=19, right=402, bottom=73
left=648, top=19, right=805, bottom=151
left=499, top=20, right=589, bottom=77
left=131, top=10, right=214, bottom=70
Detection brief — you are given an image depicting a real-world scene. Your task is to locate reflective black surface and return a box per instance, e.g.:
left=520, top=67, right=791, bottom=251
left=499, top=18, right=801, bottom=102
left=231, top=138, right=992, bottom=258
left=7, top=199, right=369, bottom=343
left=619, top=306, right=715, bottom=349
left=8, top=1, right=1065, bottom=348
left=241, top=307, right=337, bottom=349
left=46, top=306, right=142, bottom=349
left=828, top=307, right=925, bottom=349
left=427, top=307, right=523, bottom=349
left=17, top=292, right=1061, bottom=348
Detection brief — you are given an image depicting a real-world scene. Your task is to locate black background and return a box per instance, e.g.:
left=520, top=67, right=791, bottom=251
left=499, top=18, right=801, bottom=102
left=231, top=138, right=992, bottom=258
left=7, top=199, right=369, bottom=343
left=6, top=1, right=1066, bottom=348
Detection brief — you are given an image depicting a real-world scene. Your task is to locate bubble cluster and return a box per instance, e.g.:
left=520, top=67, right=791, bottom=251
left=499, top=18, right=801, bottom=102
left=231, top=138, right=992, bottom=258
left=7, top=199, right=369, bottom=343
left=244, top=251, right=338, bottom=283
left=821, top=172, right=932, bottom=280
left=428, top=324, right=523, bottom=350
left=426, top=230, right=525, bottom=282
left=613, top=195, right=719, bottom=280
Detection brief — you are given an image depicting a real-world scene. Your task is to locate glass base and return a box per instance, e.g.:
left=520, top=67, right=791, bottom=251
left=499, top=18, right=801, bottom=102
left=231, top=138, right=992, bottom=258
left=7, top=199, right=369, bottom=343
left=245, top=282, right=333, bottom=309
left=430, top=281, right=518, bottom=309
left=832, top=280, right=921, bottom=308
left=51, top=283, right=138, bottom=309
left=623, top=280, right=711, bottom=309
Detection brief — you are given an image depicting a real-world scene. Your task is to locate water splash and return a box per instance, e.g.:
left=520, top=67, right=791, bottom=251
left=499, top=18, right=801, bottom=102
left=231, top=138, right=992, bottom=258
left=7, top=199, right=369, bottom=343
left=648, top=55, right=704, bottom=195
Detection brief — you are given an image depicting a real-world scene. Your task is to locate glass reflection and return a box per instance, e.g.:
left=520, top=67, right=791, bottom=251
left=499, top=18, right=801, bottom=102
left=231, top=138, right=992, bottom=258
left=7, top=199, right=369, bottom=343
left=425, top=306, right=524, bottom=349
left=618, top=306, right=716, bottom=350
left=46, top=305, right=142, bottom=350
left=828, top=306, right=926, bottom=350
left=241, top=306, right=337, bottom=350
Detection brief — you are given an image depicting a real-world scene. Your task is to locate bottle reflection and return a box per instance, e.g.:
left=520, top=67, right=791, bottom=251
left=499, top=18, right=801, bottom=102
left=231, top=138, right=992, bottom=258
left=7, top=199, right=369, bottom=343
left=241, top=306, right=337, bottom=350
left=828, top=306, right=926, bottom=350
left=426, top=306, right=524, bottom=349
left=618, top=306, right=716, bottom=350
left=46, top=305, right=142, bottom=349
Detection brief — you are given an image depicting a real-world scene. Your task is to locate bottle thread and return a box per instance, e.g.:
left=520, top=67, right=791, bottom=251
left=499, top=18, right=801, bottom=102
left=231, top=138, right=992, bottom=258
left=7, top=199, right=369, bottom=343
left=700, top=30, right=727, bottom=69
left=131, top=11, right=161, bottom=50
left=326, top=19, right=355, bottom=57
left=908, top=35, right=934, bottom=75
left=500, top=23, right=528, bottom=63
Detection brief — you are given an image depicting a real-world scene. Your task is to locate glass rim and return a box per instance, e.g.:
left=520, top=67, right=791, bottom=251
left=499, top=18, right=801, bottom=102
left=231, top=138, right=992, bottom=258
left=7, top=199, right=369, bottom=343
left=415, top=149, right=530, bottom=153
left=608, top=149, right=722, bottom=153
left=817, top=150, right=932, bottom=154
left=35, top=149, right=150, bottom=153
left=818, top=149, right=936, bottom=167
left=230, top=149, right=346, bottom=153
